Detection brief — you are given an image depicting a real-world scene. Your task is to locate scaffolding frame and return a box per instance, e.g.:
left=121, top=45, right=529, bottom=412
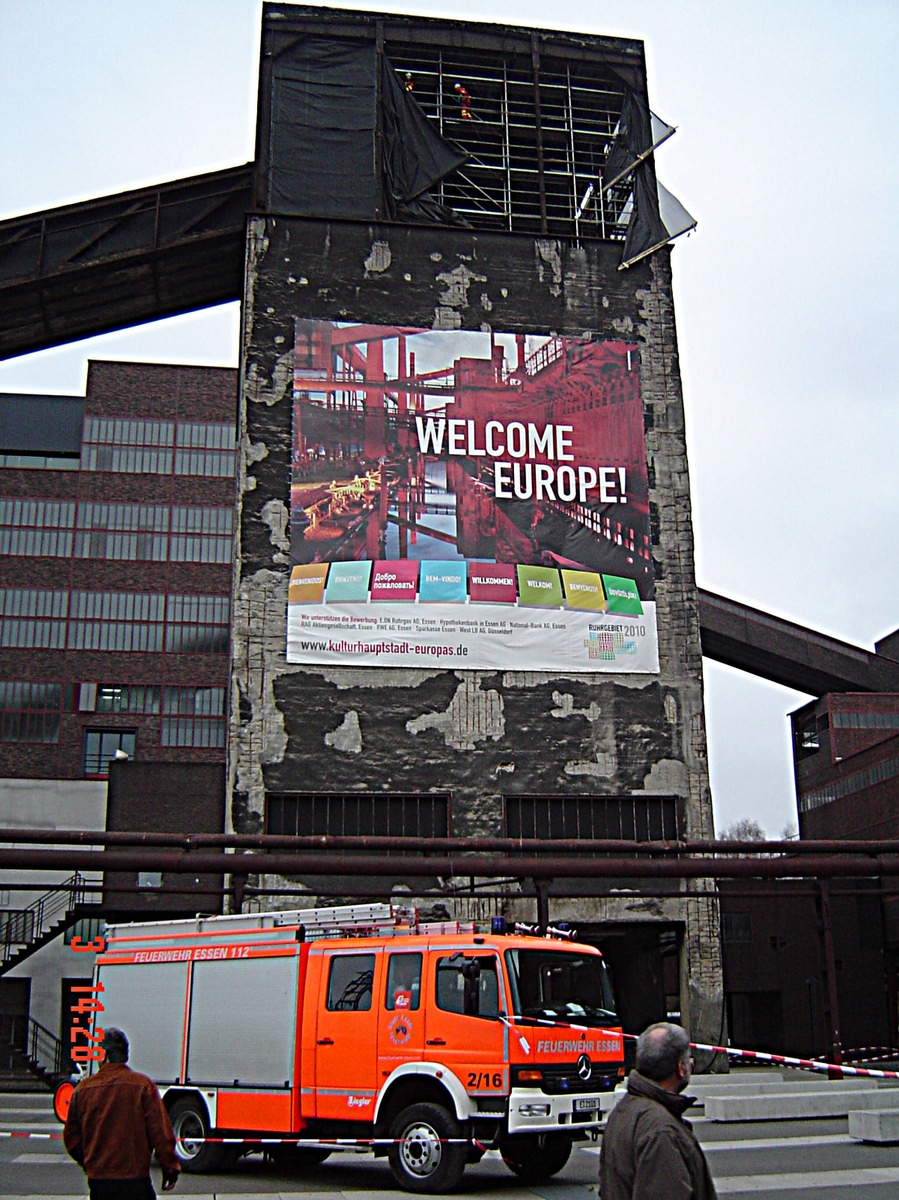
left=386, top=37, right=632, bottom=238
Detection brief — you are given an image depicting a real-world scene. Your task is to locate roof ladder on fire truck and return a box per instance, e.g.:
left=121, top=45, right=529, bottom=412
left=104, top=901, right=419, bottom=941
left=281, top=901, right=418, bottom=939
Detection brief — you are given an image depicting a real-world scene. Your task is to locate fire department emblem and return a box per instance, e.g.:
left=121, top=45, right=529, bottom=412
left=388, top=1013, right=413, bottom=1045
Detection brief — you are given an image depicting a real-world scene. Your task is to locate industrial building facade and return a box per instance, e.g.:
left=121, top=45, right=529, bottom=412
left=3, top=3, right=899, bottom=1077
left=230, top=5, right=722, bottom=1042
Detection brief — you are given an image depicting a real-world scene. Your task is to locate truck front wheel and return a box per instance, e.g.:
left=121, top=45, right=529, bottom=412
left=499, top=1132, right=572, bottom=1183
left=387, top=1102, right=467, bottom=1193
left=169, top=1096, right=227, bottom=1173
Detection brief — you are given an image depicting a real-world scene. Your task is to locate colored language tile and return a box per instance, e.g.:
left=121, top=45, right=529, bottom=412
left=325, top=560, right=373, bottom=602
left=288, top=563, right=329, bottom=603
left=561, top=569, right=608, bottom=611
left=370, top=559, right=419, bottom=601
left=516, top=564, right=564, bottom=608
left=468, top=562, right=518, bottom=604
left=602, top=573, right=644, bottom=616
left=419, top=561, right=468, bottom=603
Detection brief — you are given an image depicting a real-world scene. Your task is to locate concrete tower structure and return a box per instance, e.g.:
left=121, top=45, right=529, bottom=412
left=230, top=4, right=721, bottom=1042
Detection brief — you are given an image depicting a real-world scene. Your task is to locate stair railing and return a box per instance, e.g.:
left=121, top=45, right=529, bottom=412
left=0, top=1012, right=65, bottom=1079
left=1, top=872, right=89, bottom=966
left=27, top=1014, right=66, bottom=1078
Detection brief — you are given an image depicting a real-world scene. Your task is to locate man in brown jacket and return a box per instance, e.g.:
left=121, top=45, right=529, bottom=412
left=64, top=1027, right=180, bottom=1200
left=599, top=1022, right=717, bottom=1200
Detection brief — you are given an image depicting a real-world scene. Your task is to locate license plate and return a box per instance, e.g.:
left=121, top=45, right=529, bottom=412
left=573, top=1098, right=598, bottom=1112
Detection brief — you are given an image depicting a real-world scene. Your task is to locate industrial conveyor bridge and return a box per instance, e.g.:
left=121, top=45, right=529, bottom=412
left=1, top=169, right=896, bottom=696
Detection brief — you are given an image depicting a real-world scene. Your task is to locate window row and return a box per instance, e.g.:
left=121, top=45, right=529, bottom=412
left=832, top=710, right=899, bottom=730
left=0, top=682, right=226, bottom=749
left=83, top=715, right=225, bottom=772
left=0, top=590, right=230, bottom=653
left=82, top=682, right=226, bottom=718
left=266, top=792, right=451, bottom=839
left=800, top=755, right=899, bottom=813
left=82, top=418, right=236, bottom=477
left=506, top=794, right=680, bottom=842
left=0, top=499, right=233, bottom=563
left=0, top=454, right=78, bottom=470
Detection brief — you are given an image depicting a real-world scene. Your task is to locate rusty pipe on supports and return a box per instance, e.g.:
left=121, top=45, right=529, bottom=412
left=2, top=829, right=898, bottom=857
left=1, top=847, right=898, bottom=878
left=7, top=880, right=883, bottom=899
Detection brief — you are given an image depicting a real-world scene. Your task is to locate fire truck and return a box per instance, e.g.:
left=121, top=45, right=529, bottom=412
left=70, top=903, right=623, bottom=1193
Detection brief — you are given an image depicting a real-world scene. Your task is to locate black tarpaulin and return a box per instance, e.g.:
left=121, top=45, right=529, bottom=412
left=598, top=87, right=693, bottom=270
left=601, top=90, right=674, bottom=193
left=269, top=37, right=378, bottom=218
left=267, top=36, right=467, bottom=223
left=619, top=160, right=669, bottom=268
left=620, top=169, right=696, bottom=270
left=381, top=56, right=468, bottom=220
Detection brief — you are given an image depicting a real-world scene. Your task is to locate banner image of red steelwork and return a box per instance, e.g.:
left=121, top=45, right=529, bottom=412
left=287, top=320, right=658, bottom=673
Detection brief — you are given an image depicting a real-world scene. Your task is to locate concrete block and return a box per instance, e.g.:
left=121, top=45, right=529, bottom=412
left=692, top=1077, right=875, bottom=1096
left=704, top=1087, right=899, bottom=1122
left=849, top=1110, right=899, bottom=1143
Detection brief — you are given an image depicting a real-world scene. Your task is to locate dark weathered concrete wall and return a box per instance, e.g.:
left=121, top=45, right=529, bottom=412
left=230, top=215, right=722, bottom=1037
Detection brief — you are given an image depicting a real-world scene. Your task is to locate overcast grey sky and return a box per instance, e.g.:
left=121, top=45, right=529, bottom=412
left=1, top=0, right=896, bottom=836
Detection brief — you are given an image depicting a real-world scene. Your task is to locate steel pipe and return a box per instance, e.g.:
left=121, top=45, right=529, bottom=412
left=2, top=828, right=898, bottom=857
left=0, top=847, right=897, bottom=879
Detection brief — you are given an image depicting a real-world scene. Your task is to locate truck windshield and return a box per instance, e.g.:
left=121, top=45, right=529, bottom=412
left=504, top=948, right=617, bottom=1023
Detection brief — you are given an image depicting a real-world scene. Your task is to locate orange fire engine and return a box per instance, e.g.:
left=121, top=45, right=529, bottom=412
left=68, top=903, right=623, bottom=1192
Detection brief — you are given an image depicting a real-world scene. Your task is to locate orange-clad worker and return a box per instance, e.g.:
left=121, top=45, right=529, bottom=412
left=454, top=82, right=473, bottom=119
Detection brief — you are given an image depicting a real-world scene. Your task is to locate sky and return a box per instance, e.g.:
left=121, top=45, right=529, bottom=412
left=0, top=1, right=896, bottom=837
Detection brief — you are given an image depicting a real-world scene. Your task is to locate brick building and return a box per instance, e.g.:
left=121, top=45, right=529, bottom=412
left=0, top=360, right=236, bottom=1050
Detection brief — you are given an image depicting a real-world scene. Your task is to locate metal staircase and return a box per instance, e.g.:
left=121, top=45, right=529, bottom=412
left=0, top=875, right=97, bottom=1089
left=0, top=1014, right=65, bottom=1090
left=1, top=873, right=91, bottom=975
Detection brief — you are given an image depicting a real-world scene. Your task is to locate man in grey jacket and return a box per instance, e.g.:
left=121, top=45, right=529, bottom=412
left=599, top=1022, right=717, bottom=1200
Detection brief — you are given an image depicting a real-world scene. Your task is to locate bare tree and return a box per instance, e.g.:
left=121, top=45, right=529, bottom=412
left=717, top=817, right=766, bottom=842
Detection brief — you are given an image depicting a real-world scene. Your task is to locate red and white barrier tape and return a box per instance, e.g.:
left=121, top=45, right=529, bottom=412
left=1, top=1131, right=62, bottom=1140
left=589, top=1026, right=899, bottom=1080
left=690, top=1043, right=899, bottom=1080
left=0, top=1131, right=470, bottom=1145
left=8, top=1024, right=896, bottom=1144
left=820, top=1047, right=899, bottom=1064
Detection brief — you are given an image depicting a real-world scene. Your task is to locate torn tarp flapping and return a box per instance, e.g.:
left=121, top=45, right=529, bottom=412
left=599, top=87, right=694, bottom=269
left=380, top=55, right=468, bottom=220
left=602, top=89, right=674, bottom=193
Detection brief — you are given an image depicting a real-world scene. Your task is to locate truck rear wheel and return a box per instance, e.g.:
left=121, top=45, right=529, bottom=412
left=387, top=1102, right=467, bottom=1193
left=499, top=1132, right=572, bottom=1183
left=169, top=1096, right=227, bottom=1173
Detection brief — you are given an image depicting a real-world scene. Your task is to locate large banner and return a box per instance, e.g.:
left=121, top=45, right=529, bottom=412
left=286, top=321, right=658, bottom=673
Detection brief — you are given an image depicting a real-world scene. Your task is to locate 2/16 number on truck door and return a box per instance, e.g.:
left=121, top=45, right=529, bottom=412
left=426, top=952, right=508, bottom=1093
